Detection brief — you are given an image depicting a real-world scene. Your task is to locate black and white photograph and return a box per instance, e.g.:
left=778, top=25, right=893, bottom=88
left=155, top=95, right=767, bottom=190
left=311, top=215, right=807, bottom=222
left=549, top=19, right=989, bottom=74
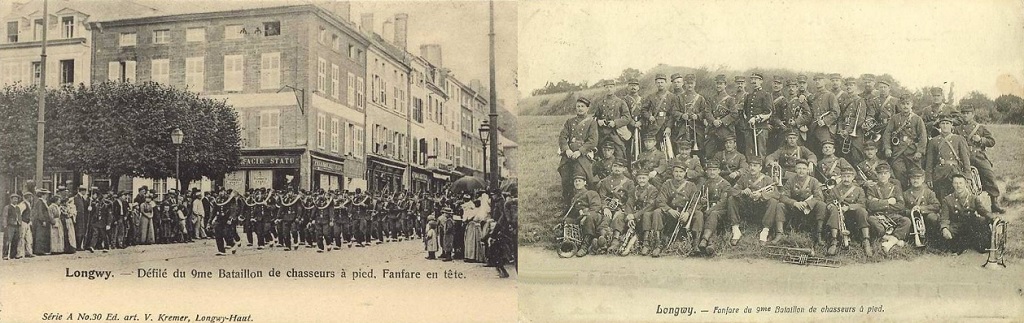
left=517, top=0, right=1024, bottom=322
left=0, top=0, right=518, bottom=322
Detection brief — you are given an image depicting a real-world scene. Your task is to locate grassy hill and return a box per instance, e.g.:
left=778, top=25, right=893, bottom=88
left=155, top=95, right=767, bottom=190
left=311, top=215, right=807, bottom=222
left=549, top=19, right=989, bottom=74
left=519, top=115, right=1024, bottom=263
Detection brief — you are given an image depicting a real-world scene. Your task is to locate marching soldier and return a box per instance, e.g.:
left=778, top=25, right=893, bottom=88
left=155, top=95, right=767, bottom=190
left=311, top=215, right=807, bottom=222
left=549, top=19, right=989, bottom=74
left=837, top=77, right=869, bottom=166
left=691, top=162, right=732, bottom=256
left=809, top=74, right=840, bottom=154
left=351, top=188, right=371, bottom=247
left=711, top=134, right=748, bottom=185
left=277, top=191, right=299, bottom=251
left=596, top=158, right=635, bottom=253
left=816, top=140, right=852, bottom=183
left=921, top=87, right=958, bottom=137
left=925, top=116, right=971, bottom=199
left=592, top=80, right=632, bottom=159
left=778, top=160, right=827, bottom=244
left=767, top=76, right=790, bottom=153
left=727, top=157, right=783, bottom=245
left=566, top=175, right=603, bottom=257
left=883, top=94, right=928, bottom=187
left=824, top=168, right=872, bottom=256
left=659, top=160, right=706, bottom=255
left=739, top=73, right=773, bottom=157
left=623, top=78, right=645, bottom=163
left=624, top=170, right=667, bottom=257
left=766, top=130, right=818, bottom=182
left=938, top=174, right=997, bottom=253
left=558, top=97, right=599, bottom=204
left=673, top=74, right=708, bottom=157
left=634, top=134, right=669, bottom=187
left=956, top=105, right=1005, bottom=213
left=865, top=164, right=911, bottom=253
left=903, top=169, right=940, bottom=242
left=639, top=74, right=681, bottom=148
left=704, top=74, right=738, bottom=159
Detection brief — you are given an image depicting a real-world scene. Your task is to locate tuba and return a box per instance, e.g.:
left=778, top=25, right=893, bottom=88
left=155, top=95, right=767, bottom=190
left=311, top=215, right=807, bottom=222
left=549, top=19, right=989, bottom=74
left=983, top=219, right=1007, bottom=269
left=617, top=217, right=638, bottom=256
left=969, top=166, right=983, bottom=195
left=909, top=206, right=926, bottom=248
left=770, top=163, right=783, bottom=187
left=555, top=204, right=582, bottom=258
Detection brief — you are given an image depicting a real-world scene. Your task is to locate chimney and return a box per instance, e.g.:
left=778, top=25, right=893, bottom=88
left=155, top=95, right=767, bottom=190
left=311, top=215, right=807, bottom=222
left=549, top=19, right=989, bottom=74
left=382, top=18, right=394, bottom=43
left=394, top=13, right=408, bottom=51
left=360, top=13, right=374, bottom=34
left=439, top=68, right=450, bottom=88
left=324, top=1, right=351, bottom=22
left=420, top=44, right=442, bottom=68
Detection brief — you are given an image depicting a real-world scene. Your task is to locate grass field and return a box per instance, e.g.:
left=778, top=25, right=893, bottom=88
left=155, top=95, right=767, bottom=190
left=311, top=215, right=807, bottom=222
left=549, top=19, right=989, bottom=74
left=519, top=115, right=1024, bottom=263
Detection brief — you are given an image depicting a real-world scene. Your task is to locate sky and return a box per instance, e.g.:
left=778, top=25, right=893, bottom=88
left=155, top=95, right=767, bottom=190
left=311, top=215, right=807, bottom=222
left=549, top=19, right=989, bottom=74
left=351, top=0, right=518, bottom=107
left=519, top=0, right=1024, bottom=100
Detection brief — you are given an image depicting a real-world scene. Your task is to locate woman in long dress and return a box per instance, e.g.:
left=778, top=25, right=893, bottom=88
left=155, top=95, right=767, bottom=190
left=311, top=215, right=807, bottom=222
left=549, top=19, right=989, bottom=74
left=138, top=194, right=155, bottom=244
left=32, top=191, right=51, bottom=255
left=62, top=195, right=77, bottom=254
left=48, top=196, right=65, bottom=254
left=462, top=199, right=479, bottom=263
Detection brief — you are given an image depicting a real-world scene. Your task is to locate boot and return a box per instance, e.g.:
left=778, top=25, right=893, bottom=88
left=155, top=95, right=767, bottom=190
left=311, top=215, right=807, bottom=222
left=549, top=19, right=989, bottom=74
left=730, top=225, right=742, bottom=246
left=651, top=232, right=662, bottom=258
left=826, top=229, right=839, bottom=256
left=496, top=265, right=510, bottom=278
left=991, top=196, right=1006, bottom=214
left=814, top=221, right=825, bottom=246
left=861, top=228, right=874, bottom=256
left=770, top=222, right=785, bottom=244
left=639, top=232, right=651, bottom=256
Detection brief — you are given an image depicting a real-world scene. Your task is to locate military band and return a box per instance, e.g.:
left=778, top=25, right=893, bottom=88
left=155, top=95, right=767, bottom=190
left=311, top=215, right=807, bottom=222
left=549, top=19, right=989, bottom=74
left=556, top=72, right=1007, bottom=260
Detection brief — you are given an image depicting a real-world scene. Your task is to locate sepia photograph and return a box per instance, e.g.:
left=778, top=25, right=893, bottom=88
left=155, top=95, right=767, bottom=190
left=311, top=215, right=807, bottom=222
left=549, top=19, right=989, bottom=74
left=0, top=0, right=518, bottom=322
left=517, top=0, right=1024, bottom=322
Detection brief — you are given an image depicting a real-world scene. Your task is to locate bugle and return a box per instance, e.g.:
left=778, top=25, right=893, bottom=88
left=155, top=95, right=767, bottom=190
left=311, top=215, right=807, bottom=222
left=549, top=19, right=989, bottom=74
left=663, top=128, right=675, bottom=159
left=771, top=163, right=783, bottom=187
left=909, top=206, right=926, bottom=248
left=617, top=218, right=638, bottom=256
left=982, top=219, right=1007, bottom=269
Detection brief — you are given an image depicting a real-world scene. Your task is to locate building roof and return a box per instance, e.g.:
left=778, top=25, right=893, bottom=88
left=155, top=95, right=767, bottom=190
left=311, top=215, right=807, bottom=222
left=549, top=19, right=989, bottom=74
left=4, top=0, right=161, bottom=23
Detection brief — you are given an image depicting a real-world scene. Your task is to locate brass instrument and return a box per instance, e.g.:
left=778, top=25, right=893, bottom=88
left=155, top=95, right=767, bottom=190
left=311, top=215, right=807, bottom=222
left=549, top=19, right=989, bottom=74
left=632, top=115, right=641, bottom=162
left=617, top=218, right=638, bottom=256
left=982, top=219, right=1007, bottom=269
left=872, top=214, right=897, bottom=235
left=909, top=205, right=926, bottom=248
left=603, top=197, right=622, bottom=211
left=820, top=182, right=850, bottom=249
left=555, top=203, right=581, bottom=258
left=765, top=246, right=841, bottom=268
left=969, top=166, right=983, bottom=195
left=749, top=115, right=761, bottom=157
left=770, top=163, right=783, bottom=187
left=855, top=165, right=870, bottom=185
left=862, top=117, right=883, bottom=143
left=663, top=128, right=675, bottom=159
left=665, top=186, right=704, bottom=252
left=684, top=95, right=701, bottom=153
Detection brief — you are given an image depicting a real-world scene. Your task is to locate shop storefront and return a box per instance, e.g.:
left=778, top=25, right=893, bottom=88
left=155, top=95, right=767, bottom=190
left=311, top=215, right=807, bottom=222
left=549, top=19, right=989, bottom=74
left=311, top=153, right=345, bottom=192
left=366, top=155, right=405, bottom=193
left=409, top=165, right=431, bottom=194
left=224, top=151, right=302, bottom=192
left=429, top=169, right=452, bottom=193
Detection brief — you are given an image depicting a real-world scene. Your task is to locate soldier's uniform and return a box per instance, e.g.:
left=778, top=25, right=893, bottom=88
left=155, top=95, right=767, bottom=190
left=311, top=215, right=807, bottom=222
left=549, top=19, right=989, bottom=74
left=592, top=81, right=633, bottom=159
left=662, top=140, right=704, bottom=185
left=732, top=76, right=749, bottom=154
left=658, top=162, right=706, bottom=252
left=767, top=76, right=790, bottom=153
left=836, top=77, right=869, bottom=166
left=765, top=131, right=818, bottom=181
left=924, top=117, right=972, bottom=199
left=853, top=145, right=886, bottom=187
left=591, top=142, right=619, bottom=181
left=823, top=168, right=870, bottom=255
left=778, top=162, right=827, bottom=240
left=956, top=105, right=1003, bottom=212
left=595, top=159, right=635, bottom=237
left=624, top=172, right=667, bottom=256
left=873, top=87, right=899, bottom=126
left=566, top=175, right=603, bottom=257
left=704, top=75, right=739, bottom=159
left=781, top=79, right=812, bottom=147
left=633, top=136, right=669, bottom=187
left=816, top=141, right=853, bottom=183
left=939, top=185, right=994, bottom=253
left=808, top=75, right=840, bottom=155
left=727, top=158, right=783, bottom=237
left=882, top=95, right=928, bottom=187
left=738, top=73, right=773, bottom=157
left=711, top=134, right=748, bottom=185
left=902, top=169, right=941, bottom=242
left=277, top=193, right=298, bottom=250
left=920, top=87, right=959, bottom=137
left=672, top=74, right=708, bottom=157
left=558, top=98, right=600, bottom=203
left=639, top=74, right=682, bottom=146
left=621, top=79, right=645, bottom=164
left=865, top=164, right=912, bottom=243
left=691, top=162, right=732, bottom=254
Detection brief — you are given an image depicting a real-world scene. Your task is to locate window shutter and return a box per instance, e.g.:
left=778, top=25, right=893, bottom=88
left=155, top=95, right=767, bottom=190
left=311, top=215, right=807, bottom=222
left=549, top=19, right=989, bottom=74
left=125, top=61, right=136, bottom=82
left=108, top=62, right=119, bottom=81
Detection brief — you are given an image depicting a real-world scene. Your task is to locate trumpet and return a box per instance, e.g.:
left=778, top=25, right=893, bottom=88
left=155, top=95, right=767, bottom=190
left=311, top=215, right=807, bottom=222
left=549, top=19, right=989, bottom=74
left=770, top=163, right=783, bottom=187
left=872, top=214, right=897, bottom=235
left=909, top=206, right=926, bottom=248
left=983, top=219, right=1007, bottom=269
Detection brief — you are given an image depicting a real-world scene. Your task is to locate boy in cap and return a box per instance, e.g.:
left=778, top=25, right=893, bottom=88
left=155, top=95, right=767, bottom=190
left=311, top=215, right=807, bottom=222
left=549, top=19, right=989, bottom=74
left=883, top=94, right=928, bottom=187
left=624, top=169, right=668, bottom=256
left=865, top=164, right=911, bottom=253
left=558, top=97, right=599, bottom=205
left=727, top=156, right=783, bottom=245
left=924, top=115, right=971, bottom=199
left=956, top=105, right=1004, bottom=213
left=824, top=167, right=871, bottom=256
left=778, top=159, right=828, bottom=244
left=704, top=74, right=738, bottom=159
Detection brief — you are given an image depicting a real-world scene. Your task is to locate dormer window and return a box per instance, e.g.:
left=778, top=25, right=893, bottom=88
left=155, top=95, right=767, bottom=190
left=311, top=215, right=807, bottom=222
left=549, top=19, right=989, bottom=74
left=61, top=16, right=74, bottom=38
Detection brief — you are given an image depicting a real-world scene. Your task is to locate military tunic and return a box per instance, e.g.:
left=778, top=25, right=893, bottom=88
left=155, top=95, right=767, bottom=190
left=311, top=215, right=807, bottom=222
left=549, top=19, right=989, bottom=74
left=779, top=174, right=827, bottom=229
left=824, top=181, right=868, bottom=230
left=836, top=92, right=868, bottom=165
left=693, top=176, right=731, bottom=234
left=596, top=175, right=635, bottom=233
left=924, top=133, right=971, bottom=198
left=809, top=87, right=840, bottom=153
left=703, top=90, right=738, bottom=158
left=865, top=180, right=911, bottom=239
left=625, top=183, right=667, bottom=232
left=882, top=111, right=928, bottom=186
left=593, top=93, right=633, bottom=158
left=727, top=172, right=782, bottom=228
left=956, top=121, right=998, bottom=198
left=765, top=144, right=818, bottom=180
left=938, top=191, right=992, bottom=251
left=558, top=114, right=600, bottom=203
left=672, top=90, right=709, bottom=154
left=567, top=188, right=603, bottom=239
left=659, top=178, right=706, bottom=237
left=816, top=155, right=852, bottom=183
left=639, top=89, right=682, bottom=143
left=739, top=86, right=773, bottom=156
left=634, top=148, right=669, bottom=186
left=712, top=149, right=748, bottom=184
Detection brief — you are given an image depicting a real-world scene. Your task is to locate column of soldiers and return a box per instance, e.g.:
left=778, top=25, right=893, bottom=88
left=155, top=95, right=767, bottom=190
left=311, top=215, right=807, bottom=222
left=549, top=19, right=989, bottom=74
left=558, top=72, right=1006, bottom=259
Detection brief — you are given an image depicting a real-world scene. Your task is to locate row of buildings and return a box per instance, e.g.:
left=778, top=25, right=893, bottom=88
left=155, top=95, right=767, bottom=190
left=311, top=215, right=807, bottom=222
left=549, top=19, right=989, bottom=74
left=0, top=0, right=516, bottom=195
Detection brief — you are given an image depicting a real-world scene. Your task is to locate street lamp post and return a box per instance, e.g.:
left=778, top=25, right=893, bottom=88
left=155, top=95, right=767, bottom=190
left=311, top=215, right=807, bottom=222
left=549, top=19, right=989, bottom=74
left=171, top=128, right=184, bottom=192
left=478, top=122, right=491, bottom=184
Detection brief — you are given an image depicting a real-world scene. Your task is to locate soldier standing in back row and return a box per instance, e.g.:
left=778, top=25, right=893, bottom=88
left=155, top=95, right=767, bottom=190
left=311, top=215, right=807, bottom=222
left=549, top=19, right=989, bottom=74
left=955, top=105, right=1004, bottom=213
left=883, top=94, right=928, bottom=187
left=739, top=73, right=773, bottom=158
left=673, top=74, right=708, bottom=158
left=622, top=79, right=645, bottom=164
left=640, top=74, right=682, bottom=150
left=809, top=74, right=840, bottom=155
left=704, top=75, right=738, bottom=159
left=921, top=87, right=959, bottom=138
left=592, top=80, right=632, bottom=159
left=767, top=76, right=790, bottom=153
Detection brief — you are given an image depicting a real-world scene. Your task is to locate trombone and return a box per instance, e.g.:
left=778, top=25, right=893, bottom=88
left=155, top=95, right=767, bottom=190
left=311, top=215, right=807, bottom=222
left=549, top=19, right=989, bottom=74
left=663, top=128, right=675, bottom=160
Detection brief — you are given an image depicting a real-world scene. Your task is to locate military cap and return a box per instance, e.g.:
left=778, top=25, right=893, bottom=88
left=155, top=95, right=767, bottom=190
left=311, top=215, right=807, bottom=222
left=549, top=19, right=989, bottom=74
left=714, top=74, right=727, bottom=83
left=573, top=174, right=587, bottom=182
left=938, top=114, right=956, bottom=124
left=706, top=161, right=720, bottom=169
left=671, top=160, right=688, bottom=170
left=960, top=104, right=974, bottom=112
left=671, top=73, right=684, bottom=81
left=877, top=80, right=890, bottom=87
left=844, top=77, right=857, bottom=85
left=576, top=97, right=591, bottom=106
left=611, top=158, right=628, bottom=168
left=723, top=133, right=736, bottom=142
left=909, top=168, right=926, bottom=178
left=899, top=93, right=914, bottom=103
left=786, top=129, right=799, bottom=137
left=9, top=193, right=21, bottom=199
left=930, top=87, right=943, bottom=96
left=36, top=188, right=51, bottom=194
left=772, top=75, right=784, bottom=84
left=684, top=74, right=696, bottom=83
left=797, top=74, right=808, bottom=83
left=750, top=73, right=764, bottom=80
left=675, top=139, right=692, bottom=148
left=634, top=169, right=652, bottom=178
left=734, top=76, right=746, bottom=83
left=78, top=185, right=87, bottom=191
left=627, top=78, right=640, bottom=85
left=748, top=156, right=763, bottom=165
left=601, top=141, right=616, bottom=150
left=840, top=167, right=856, bottom=175
left=864, top=144, right=878, bottom=151
left=793, top=159, right=810, bottom=167
left=655, top=73, right=668, bottom=81
left=813, top=74, right=826, bottom=81
left=829, top=73, right=842, bottom=80
left=861, top=74, right=875, bottom=82
left=642, top=133, right=657, bottom=141
left=786, top=79, right=798, bottom=86
left=821, top=139, right=835, bottom=147
left=875, top=164, right=891, bottom=173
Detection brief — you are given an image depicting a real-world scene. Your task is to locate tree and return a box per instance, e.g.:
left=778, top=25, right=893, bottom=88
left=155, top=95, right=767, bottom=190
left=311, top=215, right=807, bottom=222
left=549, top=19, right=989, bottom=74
left=957, top=91, right=996, bottom=123
left=616, top=68, right=642, bottom=84
left=0, top=83, right=42, bottom=196
left=994, top=94, right=1024, bottom=125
